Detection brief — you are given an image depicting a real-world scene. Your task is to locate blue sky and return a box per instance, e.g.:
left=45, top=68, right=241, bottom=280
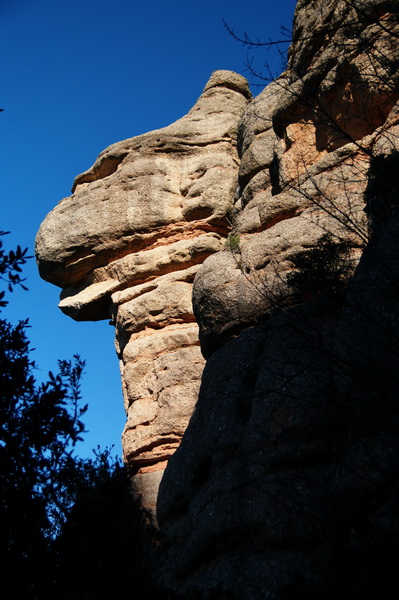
left=1, top=0, right=297, bottom=459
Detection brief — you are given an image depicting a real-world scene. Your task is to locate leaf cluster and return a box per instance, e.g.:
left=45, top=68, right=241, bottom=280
left=0, top=321, right=88, bottom=595
left=0, top=231, right=31, bottom=308
left=0, top=233, right=87, bottom=594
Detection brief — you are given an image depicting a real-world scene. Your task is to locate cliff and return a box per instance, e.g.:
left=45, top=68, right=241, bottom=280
left=36, top=0, right=399, bottom=597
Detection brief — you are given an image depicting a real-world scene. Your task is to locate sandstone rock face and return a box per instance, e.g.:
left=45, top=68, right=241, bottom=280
left=160, top=234, right=399, bottom=598
left=35, top=70, right=251, bottom=511
left=36, top=0, right=399, bottom=596
left=157, top=0, right=399, bottom=597
left=193, top=0, right=399, bottom=357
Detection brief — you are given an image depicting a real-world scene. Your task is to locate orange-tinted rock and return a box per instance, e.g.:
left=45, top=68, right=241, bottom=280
left=36, top=1, right=399, bottom=596
left=35, top=70, right=251, bottom=511
left=193, top=0, right=399, bottom=356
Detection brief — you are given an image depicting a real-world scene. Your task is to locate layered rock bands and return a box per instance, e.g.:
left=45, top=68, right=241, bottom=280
left=36, top=0, right=399, bottom=597
left=36, top=70, right=251, bottom=512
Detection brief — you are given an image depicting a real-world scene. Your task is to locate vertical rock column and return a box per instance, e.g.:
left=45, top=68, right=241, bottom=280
left=112, top=261, right=214, bottom=511
left=35, top=70, right=251, bottom=511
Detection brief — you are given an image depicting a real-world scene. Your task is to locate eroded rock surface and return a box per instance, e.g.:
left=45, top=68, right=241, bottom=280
left=36, top=70, right=251, bottom=511
left=36, top=0, right=399, bottom=596
left=193, top=0, right=399, bottom=357
left=158, top=0, right=399, bottom=597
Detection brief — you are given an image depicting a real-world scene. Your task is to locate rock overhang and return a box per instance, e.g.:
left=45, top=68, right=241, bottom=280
left=35, top=70, right=251, bottom=321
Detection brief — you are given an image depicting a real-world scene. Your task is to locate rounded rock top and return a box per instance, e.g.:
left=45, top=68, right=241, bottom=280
left=203, top=70, right=252, bottom=99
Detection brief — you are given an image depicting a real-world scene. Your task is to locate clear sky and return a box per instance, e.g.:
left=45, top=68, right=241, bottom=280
left=1, top=0, right=297, bottom=459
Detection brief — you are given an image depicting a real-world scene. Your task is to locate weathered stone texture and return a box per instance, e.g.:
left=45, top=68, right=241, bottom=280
left=35, top=70, right=251, bottom=511
left=158, top=0, right=399, bottom=597
left=36, top=0, right=399, bottom=596
left=193, top=0, right=399, bottom=357
left=160, top=209, right=399, bottom=598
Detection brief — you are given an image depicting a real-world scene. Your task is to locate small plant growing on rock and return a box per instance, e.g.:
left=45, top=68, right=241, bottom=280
left=225, top=232, right=241, bottom=253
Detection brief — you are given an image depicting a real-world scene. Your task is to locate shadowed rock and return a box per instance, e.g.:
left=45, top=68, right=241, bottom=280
left=158, top=0, right=399, bottom=596
left=36, top=0, right=399, bottom=596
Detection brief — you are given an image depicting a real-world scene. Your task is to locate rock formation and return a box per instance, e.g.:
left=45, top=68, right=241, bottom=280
left=36, top=0, right=399, bottom=597
left=157, top=1, right=399, bottom=597
left=36, top=70, right=251, bottom=512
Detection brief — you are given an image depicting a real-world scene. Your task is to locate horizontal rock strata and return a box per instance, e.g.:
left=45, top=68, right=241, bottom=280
left=35, top=70, right=251, bottom=512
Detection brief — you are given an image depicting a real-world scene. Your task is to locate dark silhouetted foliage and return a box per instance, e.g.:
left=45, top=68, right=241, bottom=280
left=52, top=448, right=163, bottom=600
left=0, top=233, right=166, bottom=599
left=0, top=231, right=30, bottom=308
